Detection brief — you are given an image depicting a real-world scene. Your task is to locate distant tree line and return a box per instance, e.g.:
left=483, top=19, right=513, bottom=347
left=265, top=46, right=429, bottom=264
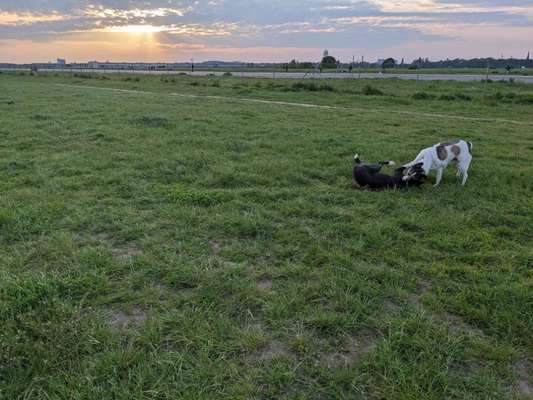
left=410, top=56, right=533, bottom=69
left=285, top=55, right=533, bottom=70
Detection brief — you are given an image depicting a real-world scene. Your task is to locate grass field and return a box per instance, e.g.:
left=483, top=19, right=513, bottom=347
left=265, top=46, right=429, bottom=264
left=1, top=72, right=532, bottom=399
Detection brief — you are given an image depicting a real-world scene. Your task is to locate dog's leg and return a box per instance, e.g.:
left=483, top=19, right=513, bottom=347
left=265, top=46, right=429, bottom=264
left=434, top=168, right=443, bottom=186
left=404, top=150, right=425, bottom=168
left=459, top=156, right=472, bottom=186
left=461, top=171, right=468, bottom=185
left=459, top=155, right=472, bottom=185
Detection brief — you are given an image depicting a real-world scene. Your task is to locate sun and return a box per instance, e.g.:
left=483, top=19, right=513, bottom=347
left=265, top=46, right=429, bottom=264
left=106, top=25, right=163, bottom=34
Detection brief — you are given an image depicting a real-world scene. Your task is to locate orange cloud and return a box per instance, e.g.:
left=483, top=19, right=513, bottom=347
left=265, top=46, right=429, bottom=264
left=0, top=11, right=66, bottom=25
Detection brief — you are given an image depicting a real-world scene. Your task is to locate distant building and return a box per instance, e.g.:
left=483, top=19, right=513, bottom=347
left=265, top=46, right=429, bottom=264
left=57, top=59, right=66, bottom=65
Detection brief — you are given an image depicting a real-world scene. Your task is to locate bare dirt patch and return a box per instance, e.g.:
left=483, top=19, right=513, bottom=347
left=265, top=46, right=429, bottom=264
left=153, top=283, right=195, bottom=296
left=408, top=280, right=484, bottom=336
left=324, top=332, right=376, bottom=368
left=257, top=278, right=273, bottom=290
left=107, top=306, right=147, bottom=329
left=511, top=359, right=533, bottom=397
left=94, top=233, right=142, bottom=262
left=251, top=340, right=294, bottom=361
left=210, top=239, right=221, bottom=254
left=111, top=243, right=142, bottom=262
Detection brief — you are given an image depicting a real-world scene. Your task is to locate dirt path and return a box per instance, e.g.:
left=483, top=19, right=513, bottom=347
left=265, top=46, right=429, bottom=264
left=54, top=83, right=533, bottom=127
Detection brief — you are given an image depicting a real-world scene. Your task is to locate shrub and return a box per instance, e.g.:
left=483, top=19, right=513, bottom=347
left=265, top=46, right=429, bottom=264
left=211, top=80, right=220, bottom=87
left=130, top=115, right=171, bottom=128
left=320, top=83, right=335, bottom=92
left=223, top=72, right=233, bottom=77
left=412, top=92, right=434, bottom=100
left=362, top=85, right=384, bottom=96
left=453, top=92, right=472, bottom=101
left=292, top=82, right=318, bottom=91
left=290, top=82, right=336, bottom=92
left=439, top=94, right=456, bottom=101
left=73, top=73, right=93, bottom=79
left=515, top=95, right=533, bottom=105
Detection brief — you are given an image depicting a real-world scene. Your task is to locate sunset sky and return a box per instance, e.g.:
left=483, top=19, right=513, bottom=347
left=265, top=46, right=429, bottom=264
left=1, top=1, right=532, bottom=63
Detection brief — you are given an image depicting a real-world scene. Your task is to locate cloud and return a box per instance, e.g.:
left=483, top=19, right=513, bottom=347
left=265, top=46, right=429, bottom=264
left=0, top=11, right=67, bottom=26
left=0, top=0, right=531, bottom=62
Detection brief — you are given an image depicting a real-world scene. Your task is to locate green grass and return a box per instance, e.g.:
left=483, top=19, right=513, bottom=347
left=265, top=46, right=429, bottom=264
left=1, top=72, right=532, bottom=399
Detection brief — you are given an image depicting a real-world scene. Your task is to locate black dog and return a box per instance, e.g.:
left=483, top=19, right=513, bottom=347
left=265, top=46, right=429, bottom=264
left=352, top=154, right=425, bottom=190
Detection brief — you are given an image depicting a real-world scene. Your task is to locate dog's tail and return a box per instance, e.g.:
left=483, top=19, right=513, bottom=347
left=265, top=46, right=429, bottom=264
left=379, top=160, right=396, bottom=166
left=354, top=154, right=395, bottom=166
left=467, top=141, right=473, bottom=153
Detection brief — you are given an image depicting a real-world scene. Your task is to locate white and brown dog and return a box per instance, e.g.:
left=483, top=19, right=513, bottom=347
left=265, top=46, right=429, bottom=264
left=404, top=140, right=473, bottom=186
